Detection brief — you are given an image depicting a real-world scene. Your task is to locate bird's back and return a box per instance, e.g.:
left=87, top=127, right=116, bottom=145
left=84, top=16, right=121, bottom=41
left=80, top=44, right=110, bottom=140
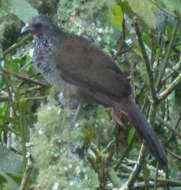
left=53, top=33, right=132, bottom=104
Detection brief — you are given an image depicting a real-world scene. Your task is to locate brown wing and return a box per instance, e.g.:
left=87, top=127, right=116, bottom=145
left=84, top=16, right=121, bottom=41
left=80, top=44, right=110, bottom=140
left=54, top=34, right=131, bottom=100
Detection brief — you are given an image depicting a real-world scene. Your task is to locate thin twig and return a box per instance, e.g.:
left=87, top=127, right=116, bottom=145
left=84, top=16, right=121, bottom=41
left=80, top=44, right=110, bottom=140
left=166, top=115, right=181, bottom=144
left=166, top=149, right=181, bottom=161
left=161, top=62, right=181, bottom=86
left=154, top=163, right=159, bottom=190
left=133, top=17, right=157, bottom=102
left=133, top=178, right=181, bottom=189
left=156, top=19, right=179, bottom=89
left=3, top=35, right=32, bottom=57
left=158, top=73, right=181, bottom=102
left=151, top=0, right=178, bottom=18
left=0, top=96, right=8, bottom=102
left=1, top=68, right=48, bottom=87
left=156, top=115, right=181, bottom=139
left=19, top=157, right=33, bottom=190
left=127, top=144, right=146, bottom=189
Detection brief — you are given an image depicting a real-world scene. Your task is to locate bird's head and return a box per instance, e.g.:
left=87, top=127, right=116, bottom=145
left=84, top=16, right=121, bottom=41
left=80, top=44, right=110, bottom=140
left=21, top=15, right=59, bottom=37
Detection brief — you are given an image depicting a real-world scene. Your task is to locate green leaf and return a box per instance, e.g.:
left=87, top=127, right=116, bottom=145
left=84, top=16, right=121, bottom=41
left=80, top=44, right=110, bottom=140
left=127, top=0, right=159, bottom=29
left=109, top=4, right=123, bottom=31
left=0, top=172, right=19, bottom=190
left=127, top=127, right=135, bottom=145
left=0, top=0, right=9, bottom=17
left=0, top=145, right=22, bottom=175
left=0, top=145, right=22, bottom=190
left=156, top=0, right=181, bottom=15
left=9, top=0, right=38, bottom=22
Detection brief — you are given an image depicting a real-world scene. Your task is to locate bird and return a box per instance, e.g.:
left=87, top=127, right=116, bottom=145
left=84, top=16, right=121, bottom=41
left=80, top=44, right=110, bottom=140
left=21, top=15, right=167, bottom=166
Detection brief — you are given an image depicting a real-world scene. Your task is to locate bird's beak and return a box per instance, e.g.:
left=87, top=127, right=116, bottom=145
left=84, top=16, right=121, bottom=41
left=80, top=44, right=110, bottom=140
left=21, top=23, right=31, bottom=34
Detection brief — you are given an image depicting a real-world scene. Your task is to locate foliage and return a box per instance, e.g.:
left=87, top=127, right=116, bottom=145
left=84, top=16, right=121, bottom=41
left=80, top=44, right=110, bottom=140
left=0, top=145, right=22, bottom=190
left=0, top=0, right=181, bottom=190
left=31, top=102, right=100, bottom=190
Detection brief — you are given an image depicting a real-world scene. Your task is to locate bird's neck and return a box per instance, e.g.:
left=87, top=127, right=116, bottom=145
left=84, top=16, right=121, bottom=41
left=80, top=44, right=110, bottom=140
left=35, top=35, right=49, bottom=49
left=35, top=29, right=65, bottom=43
left=33, top=33, right=63, bottom=88
left=35, top=33, right=52, bottom=44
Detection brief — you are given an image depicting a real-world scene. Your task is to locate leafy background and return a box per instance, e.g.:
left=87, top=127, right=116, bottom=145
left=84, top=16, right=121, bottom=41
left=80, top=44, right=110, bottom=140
left=0, top=0, right=181, bottom=189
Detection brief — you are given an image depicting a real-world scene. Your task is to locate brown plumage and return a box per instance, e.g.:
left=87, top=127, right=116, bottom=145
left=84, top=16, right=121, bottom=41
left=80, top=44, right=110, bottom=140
left=21, top=15, right=167, bottom=166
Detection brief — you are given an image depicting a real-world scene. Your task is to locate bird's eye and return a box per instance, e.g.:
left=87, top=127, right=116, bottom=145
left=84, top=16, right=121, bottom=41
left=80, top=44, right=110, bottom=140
left=34, top=22, right=42, bottom=28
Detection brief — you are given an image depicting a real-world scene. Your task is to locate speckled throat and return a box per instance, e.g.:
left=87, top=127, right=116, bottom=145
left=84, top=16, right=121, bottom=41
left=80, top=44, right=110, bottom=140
left=32, top=36, right=63, bottom=89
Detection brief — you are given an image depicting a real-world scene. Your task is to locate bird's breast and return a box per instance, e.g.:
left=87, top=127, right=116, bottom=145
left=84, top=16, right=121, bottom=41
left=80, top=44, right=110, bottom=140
left=33, top=40, right=63, bottom=89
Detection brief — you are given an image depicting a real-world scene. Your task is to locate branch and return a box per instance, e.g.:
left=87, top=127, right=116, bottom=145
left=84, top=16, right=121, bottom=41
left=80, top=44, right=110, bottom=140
left=167, top=149, right=181, bottom=161
left=166, top=115, right=181, bottom=144
left=19, top=156, right=33, bottom=190
left=133, top=178, right=181, bottom=189
left=158, top=73, right=181, bottom=102
left=156, top=19, right=178, bottom=89
left=0, top=96, right=8, bottom=102
left=156, top=115, right=181, bottom=139
left=154, top=163, right=159, bottom=190
left=133, top=17, right=157, bottom=102
left=3, top=34, right=32, bottom=57
left=161, top=62, right=181, bottom=86
left=127, top=144, right=146, bottom=189
left=1, top=68, right=48, bottom=87
left=151, top=0, right=178, bottom=18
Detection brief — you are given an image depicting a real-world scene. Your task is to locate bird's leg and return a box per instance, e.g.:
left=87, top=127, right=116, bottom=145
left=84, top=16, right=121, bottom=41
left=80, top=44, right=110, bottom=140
left=57, top=92, right=66, bottom=108
left=70, top=103, right=82, bottom=128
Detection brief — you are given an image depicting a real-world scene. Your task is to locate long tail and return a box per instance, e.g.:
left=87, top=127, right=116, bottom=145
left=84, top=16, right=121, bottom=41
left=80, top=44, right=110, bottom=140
left=114, top=98, right=167, bottom=166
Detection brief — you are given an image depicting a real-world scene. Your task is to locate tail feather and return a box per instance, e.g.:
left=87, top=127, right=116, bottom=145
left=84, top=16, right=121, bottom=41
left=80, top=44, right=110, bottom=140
left=114, top=99, right=167, bottom=166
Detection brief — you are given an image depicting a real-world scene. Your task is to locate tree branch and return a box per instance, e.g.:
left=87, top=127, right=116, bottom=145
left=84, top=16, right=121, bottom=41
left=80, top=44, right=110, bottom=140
left=156, top=18, right=179, bottom=89
left=156, top=115, right=181, bottom=139
left=3, top=34, right=32, bottom=57
left=19, top=155, right=33, bottom=190
left=158, top=73, right=181, bottom=102
left=127, top=144, right=146, bottom=189
left=1, top=68, right=48, bottom=87
left=166, top=149, right=181, bottom=161
left=133, top=17, right=157, bottom=102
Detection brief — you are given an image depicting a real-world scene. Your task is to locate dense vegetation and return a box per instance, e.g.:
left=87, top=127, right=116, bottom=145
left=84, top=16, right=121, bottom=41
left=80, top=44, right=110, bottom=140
left=0, top=0, right=181, bottom=189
